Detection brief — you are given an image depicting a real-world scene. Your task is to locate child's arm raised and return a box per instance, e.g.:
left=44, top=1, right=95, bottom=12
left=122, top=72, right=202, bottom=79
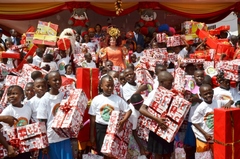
left=139, top=105, right=167, bottom=130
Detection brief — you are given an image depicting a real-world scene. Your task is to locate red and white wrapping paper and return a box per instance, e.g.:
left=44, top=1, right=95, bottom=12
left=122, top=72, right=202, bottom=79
left=150, top=87, right=175, bottom=115
left=167, top=35, right=181, bottom=47
left=222, top=70, right=239, bottom=81
left=137, top=116, right=150, bottom=141
left=203, top=61, right=214, bottom=70
left=52, top=106, right=83, bottom=138
left=0, top=145, right=8, bottom=158
left=156, top=33, right=167, bottom=43
left=173, top=68, right=186, bottom=93
left=73, top=53, right=85, bottom=67
left=101, top=111, right=132, bottom=158
left=180, top=58, right=205, bottom=66
left=135, top=69, right=154, bottom=86
left=20, top=64, right=47, bottom=79
left=168, top=53, right=178, bottom=62
left=113, top=78, right=122, bottom=97
left=216, top=60, right=240, bottom=73
left=2, top=127, right=17, bottom=141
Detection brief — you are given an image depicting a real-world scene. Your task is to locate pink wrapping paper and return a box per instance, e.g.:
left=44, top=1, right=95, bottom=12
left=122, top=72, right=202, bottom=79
left=52, top=106, right=83, bottom=138
left=168, top=53, right=177, bottom=62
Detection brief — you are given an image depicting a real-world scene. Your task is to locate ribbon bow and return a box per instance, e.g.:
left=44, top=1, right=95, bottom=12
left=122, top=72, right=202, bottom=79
left=60, top=104, right=71, bottom=113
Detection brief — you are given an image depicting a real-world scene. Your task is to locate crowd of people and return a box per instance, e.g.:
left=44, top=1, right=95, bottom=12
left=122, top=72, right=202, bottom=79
left=0, top=21, right=239, bottom=159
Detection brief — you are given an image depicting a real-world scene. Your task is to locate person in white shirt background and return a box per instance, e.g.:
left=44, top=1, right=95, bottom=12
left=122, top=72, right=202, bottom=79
left=32, top=48, right=43, bottom=67
left=57, top=50, right=70, bottom=75
left=133, top=45, right=143, bottom=61
left=81, top=52, right=96, bottom=68
left=40, top=54, right=58, bottom=72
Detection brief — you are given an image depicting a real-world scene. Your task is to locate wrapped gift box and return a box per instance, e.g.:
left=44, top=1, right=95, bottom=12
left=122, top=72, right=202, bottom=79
left=215, top=60, right=240, bottom=73
left=25, top=32, right=34, bottom=50
left=156, top=33, right=167, bottom=43
left=150, top=86, right=175, bottom=114
left=101, top=134, right=128, bottom=159
left=33, top=35, right=57, bottom=46
left=0, top=51, right=20, bottom=59
left=101, top=111, right=132, bottom=158
left=173, top=68, right=186, bottom=93
left=52, top=106, right=83, bottom=138
left=137, top=116, right=150, bottom=141
left=168, top=53, right=177, bottom=62
left=196, top=29, right=218, bottom=49
left=35, top=21, right=58, bottom=36
left=182, top=21, right=207, bottom=40
left=73, top=53, right=85, bottom=67
left=0, top=145, right=8, bottom=158
left=222, top=70, right=239, bottom=82
left=20, top=64, right=47, bottom=81
left=214, top=42, right=234, bottom=61
left=167, top=35, right=181, bottom=47
left=76, top=68, right=99, bottom=100
left=214, top=108, right=240, bottom=159
left=135, top=69, right=154, bottom=86
left=203, top=61, right=214, bottom=70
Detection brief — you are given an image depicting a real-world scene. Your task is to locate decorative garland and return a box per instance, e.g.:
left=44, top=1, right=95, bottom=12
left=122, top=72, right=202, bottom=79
left=115, top=0, right=123, bottom=15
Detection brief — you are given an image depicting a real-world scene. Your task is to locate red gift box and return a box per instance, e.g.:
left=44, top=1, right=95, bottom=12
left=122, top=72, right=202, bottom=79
left=196, top=29, right=218, bottom=49
left=57, top=38, right=71, bottom=51
left=0, top=51, right=20, bottom=59
left=214, top=108, right=240, bottom=159
left=76, top=68, right=99, bottom=100
left=214, top=42, right=234, bottom=61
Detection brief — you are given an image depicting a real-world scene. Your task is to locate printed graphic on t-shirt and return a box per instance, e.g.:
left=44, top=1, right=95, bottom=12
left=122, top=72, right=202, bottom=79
left=204, top=112, right=214, bottom=129
left=52, top=103, right=60, bottom=116
left=218, top=95, right=232, bottom=100
left=59, top=62, right=65, bottom=71
left=15, top=117, right=28, bottom=127
left=100, top=104, right=114, bottom=122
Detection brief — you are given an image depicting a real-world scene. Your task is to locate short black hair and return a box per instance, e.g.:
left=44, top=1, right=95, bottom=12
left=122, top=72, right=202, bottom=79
left=31, top=71, right=43, bottom=81
left=7, top=85, right=24, bottom=101
left=65, top=64, right=72, bottom=71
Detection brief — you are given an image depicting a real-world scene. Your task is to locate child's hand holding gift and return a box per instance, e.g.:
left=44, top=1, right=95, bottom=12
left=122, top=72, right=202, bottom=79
left=156, top=117, right=168, bottom=130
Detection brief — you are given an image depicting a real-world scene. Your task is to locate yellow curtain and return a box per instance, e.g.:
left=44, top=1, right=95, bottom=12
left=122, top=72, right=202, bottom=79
left=160, top=2, right=235, bottom=14
left=0, top=3, right=64, bottom=15
left=90, top=2, right=138, bottom=11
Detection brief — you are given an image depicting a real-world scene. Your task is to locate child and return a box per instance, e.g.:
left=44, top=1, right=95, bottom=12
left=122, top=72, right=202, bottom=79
left=1, top=85, right=32, bottom=159
left=32, top=48, right=43, bottom=67
left=81, top=53, right=97, bottom=68
left=119, top=71, right=126, bottom=87
left=122, top=68, right=148, bottom=103
left=108, top=70, right=121, bottom=97
left=64, top=64, right=76, bottom=80
left=128, top=94, right=148, bottom=158
left=31, top=71, right=43, bottom=81
left=28, top=78, right=47, bottom=123
left=153, top=64, right=167, bottom=89
left=191, top=84, right=233, bottom=157
left=139, top=71, right=174, bottom=159
left=104, top=60, right=113, bottom=71
left=24, top=82, right=35, bottom=104
left=89, top=75, right=132, bottom=156
left=37, top=71, right=73, bottom=159
left=133, top=45, right=143, bottom=61
left=57, top=50, right=70, bottom=75
left=213, top=71, right=240, bottom=103
left=40, top=54, right=58, bottom=72
left=130, top=54, right=139, bottom=67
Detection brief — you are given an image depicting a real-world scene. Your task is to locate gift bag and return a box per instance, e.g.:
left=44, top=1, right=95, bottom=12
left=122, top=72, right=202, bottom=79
left=195, top=150, right=213, bottom=159
left=82, top=153, right=103, bottom=159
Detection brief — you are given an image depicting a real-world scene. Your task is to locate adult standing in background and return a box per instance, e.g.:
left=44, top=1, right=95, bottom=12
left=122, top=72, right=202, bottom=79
left=133, top=24, right=145, bottom=49
left=0, top=28, right=6, bottom=50
left=9, top=29, right=21, bottom=45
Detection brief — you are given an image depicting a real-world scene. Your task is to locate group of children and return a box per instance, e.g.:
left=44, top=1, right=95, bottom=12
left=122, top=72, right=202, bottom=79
left=0, top=24, right=239, bottom=159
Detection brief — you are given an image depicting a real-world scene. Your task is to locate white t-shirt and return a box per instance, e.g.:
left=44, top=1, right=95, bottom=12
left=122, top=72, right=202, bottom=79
left=32, top=56, right=43, bottom=67
left=129, top=103, right=140, bottom=130
left=37, top=92, right=68, bottom=143
left=153, top=76, right=159, bottom=90
left=122, top=82, right=139, bottom=102
left=191, top=100, right=228, bottom=142
left=213, top=87, right=240, bottom=103
left=133, top=52, right=143, bottom=61
left=81, top=60, right=96, bottom=68
left=57, top=56, right=70, bottom=75
left=178, top=47, right=188, bottom=59
left=0, top=104, right=32, bottom=128
left=143, top=89, right=156, bottom=107
left=28, top=95, right=42, bottom=123
left=132, top=61, right=139, bottom=67
left=40, top=61, right=58, bottom=72
left=88, top=94, right=130, bottom=125
left=65, top=74, right=76, bottom=81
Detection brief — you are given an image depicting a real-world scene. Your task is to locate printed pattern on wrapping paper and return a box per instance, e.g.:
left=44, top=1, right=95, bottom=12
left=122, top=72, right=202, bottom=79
left=156, top=33, right=167, bottom=43
left=52, top=106, right=83, bottom=138
left=173, top=68, right=186, bottom=93
left=137, top=116, right=149, bottom=141
left=215, top=60, right=240, bottom=73
left=73, top=53, right=85, bottom=67
left=222, top=70, right=240, bottom=81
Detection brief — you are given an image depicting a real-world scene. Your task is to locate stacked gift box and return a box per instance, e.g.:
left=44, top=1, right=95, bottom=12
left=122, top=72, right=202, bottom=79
left=52, top=89, right=88, bottom=138
left=214, top=108, right=240, bottom=159
left=0, top=122, right=48, bottom=158
left=137, top=116, right=150, bottom=141
left=182, top=21, right=207, bottom=40
left=101, top=111, right=133, bottom=158
left=33, top=21, right=58, bottom=46
left=215, top=60, right=240, bottom=81
left=139, top=86, right=191, bottom=142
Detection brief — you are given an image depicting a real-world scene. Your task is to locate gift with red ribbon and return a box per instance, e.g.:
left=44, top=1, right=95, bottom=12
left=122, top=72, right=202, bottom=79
left=101, top=111, right=132, bottom=158
left=214, top=108, right=240, bottom=159
left=57, top=38, right=71, bottom=51
left=0, top=51, right=20, bottom=59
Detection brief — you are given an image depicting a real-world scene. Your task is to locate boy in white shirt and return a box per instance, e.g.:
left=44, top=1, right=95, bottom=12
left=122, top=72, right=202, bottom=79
left=153, top=64, right=167, bottom=89
left=133, top=45, right=143, bottom=61
left=191, top=84, right=233, bottom=155
left=40, top=54, right=58, bottom=72
left=57, top=50, right=70, bottom=75
left=32, top=48, right=43, bottom=67
left=81, top=53, right=96, bottom=68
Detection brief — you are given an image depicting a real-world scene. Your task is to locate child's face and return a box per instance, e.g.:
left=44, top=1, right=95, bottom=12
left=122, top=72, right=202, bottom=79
left=124, top=69, right=135, bottom=84
left=48, top=72, right=62, bottom=90
left=85, top=54, right=92, bottom=62
left=220, top=79, right=230, bottom=90
left=7, top=87, right=24, bottom=106
left=5, top=41, right=12, bottom=49
left=136, top=45, right=142, bottom=53
left=59, top=50, right=67, bottom=58
left=101, top=78, right=114, bottom=96
left=66, top=66, right=73, bottom=75
left=119, top=73, right=126, bottom=86
left=25, top=85, right=35, bottom=100
left=200, top=86, right=214, bottom=104
left=161, top=78, right=174, bottom=90
left=43, top=55, right=51, bottom=62
left=105, top=62, right=113, bottom=71
left=95, top=25, right=101, bottom=32
left=34, top=81, right=47, bottom=98
left=173, top=46, right=181, bottom=54
left=84, top=35, right=90, bottom=42
left=194, top=71, right=204, bottom=86
left=130, top=54, right=137, bottom=63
